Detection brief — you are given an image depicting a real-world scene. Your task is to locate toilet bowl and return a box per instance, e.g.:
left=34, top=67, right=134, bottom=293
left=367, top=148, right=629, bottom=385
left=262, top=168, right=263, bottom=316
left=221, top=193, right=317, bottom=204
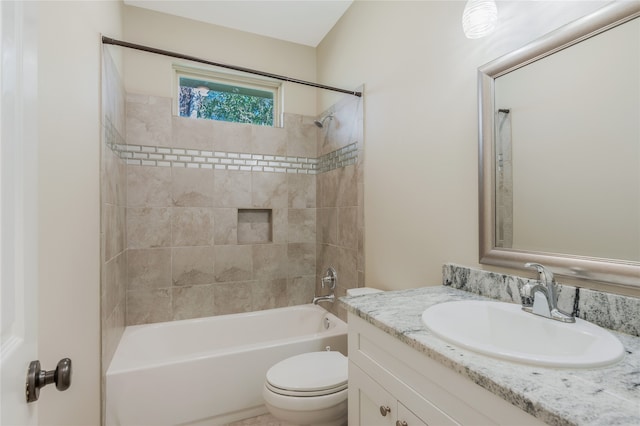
left=263, top=351, right=348, bottom=426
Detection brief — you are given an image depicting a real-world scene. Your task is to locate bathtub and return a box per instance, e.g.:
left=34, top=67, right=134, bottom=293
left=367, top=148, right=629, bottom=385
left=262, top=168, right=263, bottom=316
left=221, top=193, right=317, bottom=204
left=106, top=304, right=347, bottom=426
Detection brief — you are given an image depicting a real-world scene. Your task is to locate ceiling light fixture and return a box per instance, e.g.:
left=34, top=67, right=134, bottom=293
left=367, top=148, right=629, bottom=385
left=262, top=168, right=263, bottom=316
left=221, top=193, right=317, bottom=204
left=462, top=0, right=498, bottom=39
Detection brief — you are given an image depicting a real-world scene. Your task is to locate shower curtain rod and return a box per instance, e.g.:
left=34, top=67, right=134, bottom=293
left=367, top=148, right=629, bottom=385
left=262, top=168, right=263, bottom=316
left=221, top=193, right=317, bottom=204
left=102, top=36, right=362, bottom=98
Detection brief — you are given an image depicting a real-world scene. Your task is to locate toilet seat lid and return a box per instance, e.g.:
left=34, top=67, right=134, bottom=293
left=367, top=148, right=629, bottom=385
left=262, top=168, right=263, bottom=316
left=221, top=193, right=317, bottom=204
left=266, top=351, right=347, bottom=393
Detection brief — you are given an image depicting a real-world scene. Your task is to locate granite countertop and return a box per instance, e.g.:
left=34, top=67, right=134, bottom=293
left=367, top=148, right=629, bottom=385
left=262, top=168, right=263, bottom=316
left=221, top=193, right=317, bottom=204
left=340, top=286, right=640, bottom=426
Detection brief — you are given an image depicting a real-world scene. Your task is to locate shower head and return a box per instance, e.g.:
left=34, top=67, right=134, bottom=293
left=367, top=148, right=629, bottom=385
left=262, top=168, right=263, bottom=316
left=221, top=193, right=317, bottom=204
left=314, top=114, right=334, bottom=128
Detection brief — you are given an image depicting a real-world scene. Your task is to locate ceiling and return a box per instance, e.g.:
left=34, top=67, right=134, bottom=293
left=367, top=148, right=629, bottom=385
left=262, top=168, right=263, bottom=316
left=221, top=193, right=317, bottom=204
left=123, top=0, right=353, bottom=47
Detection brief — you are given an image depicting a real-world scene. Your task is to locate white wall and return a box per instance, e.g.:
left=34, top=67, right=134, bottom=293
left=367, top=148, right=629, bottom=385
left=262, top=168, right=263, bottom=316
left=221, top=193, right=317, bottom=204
left=38, top=1, right=122, bottom=424
left=316, top=1, right=613, bottom=291
left=122, top=5, right=318, bottom=116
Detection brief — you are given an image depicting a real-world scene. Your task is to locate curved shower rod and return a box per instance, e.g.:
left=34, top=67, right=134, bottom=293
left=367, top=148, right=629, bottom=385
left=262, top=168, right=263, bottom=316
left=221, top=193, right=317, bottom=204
left=102, top=36, right=362, bottom=98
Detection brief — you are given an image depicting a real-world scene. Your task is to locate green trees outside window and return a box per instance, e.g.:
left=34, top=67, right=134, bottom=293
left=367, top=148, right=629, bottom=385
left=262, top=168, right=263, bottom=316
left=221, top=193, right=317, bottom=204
left=179, top=80, right=274, bottom=126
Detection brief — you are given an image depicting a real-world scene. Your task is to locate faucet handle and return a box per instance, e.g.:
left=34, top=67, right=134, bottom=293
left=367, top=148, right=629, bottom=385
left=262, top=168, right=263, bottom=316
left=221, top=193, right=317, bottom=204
left=525, top=262, right=554, bottom=284
left=321, top=267, right=337, bottom=290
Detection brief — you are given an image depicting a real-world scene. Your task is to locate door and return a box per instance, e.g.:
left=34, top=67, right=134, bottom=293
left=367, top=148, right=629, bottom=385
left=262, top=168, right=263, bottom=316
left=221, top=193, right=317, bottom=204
left=0, top=1, right=39, bottom=424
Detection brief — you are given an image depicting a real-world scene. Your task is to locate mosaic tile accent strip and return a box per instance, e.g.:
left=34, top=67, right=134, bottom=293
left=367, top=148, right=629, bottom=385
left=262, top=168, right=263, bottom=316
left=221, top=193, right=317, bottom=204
left=316, top=142, right=358, bottom=173
left=119, top=144, right=319, bottom=174
left=105, top=118, right=358, bottom=175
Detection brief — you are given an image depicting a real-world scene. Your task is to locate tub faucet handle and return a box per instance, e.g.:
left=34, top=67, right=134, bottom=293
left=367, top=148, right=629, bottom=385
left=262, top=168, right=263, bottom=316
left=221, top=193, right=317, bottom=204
left=321, top=267, right=337, bottom=290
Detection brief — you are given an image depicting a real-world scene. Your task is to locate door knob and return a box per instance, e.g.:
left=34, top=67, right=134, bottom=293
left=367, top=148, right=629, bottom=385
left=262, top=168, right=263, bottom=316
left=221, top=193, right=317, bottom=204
left=379, top=405, right=391, bottom=416
left=26, top=358, right=72, bottom=403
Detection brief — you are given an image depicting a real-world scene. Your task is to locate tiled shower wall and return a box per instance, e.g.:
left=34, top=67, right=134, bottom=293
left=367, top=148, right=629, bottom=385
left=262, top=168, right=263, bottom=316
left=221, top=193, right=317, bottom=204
left=315, top=91, right=365, bottom=322
left=102, top=86, right=364, bottom=327
left=123, top=95, right=322, bottom=324
left=100, top=46, right=127, bottom=403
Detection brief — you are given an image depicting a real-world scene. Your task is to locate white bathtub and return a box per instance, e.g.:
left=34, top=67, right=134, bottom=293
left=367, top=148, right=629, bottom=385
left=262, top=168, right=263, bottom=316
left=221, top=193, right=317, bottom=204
left=106, top=304, right=347, bottom=426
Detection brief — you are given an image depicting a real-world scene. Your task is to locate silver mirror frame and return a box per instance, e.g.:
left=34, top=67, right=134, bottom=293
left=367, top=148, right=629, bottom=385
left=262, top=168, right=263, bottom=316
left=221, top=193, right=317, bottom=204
left=478, top=1, right=640, bottom=288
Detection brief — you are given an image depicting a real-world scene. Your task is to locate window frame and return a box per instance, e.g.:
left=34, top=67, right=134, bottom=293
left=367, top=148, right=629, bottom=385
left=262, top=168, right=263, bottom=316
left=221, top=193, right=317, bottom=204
left=173, top=64, right=283, bottom=127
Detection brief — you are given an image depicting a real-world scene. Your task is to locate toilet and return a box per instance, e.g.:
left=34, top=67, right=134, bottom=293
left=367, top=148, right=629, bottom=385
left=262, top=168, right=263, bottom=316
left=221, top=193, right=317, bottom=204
left=263, top=351, right=348, bottom=426
left=263, top=288, right=382, bottom=425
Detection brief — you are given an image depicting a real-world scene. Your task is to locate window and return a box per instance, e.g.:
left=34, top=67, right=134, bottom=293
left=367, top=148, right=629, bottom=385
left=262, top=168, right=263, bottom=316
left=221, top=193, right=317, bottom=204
left=175, top=66, right=281, bottom=127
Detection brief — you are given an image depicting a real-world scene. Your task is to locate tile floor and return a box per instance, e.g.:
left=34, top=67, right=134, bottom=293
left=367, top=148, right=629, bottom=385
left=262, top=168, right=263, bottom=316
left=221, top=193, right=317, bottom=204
left=227, top=413, right=297, bottom=426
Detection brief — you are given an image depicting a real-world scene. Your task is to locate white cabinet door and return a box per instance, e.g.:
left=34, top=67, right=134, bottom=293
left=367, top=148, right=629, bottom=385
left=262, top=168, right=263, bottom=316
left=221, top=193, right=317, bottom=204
left=349, top=361, right=396, bottom=426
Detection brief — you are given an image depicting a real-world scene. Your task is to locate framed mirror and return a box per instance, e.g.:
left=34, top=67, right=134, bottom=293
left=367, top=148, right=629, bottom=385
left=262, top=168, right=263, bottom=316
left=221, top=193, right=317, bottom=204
left=478, top=1, right=640, bottom=287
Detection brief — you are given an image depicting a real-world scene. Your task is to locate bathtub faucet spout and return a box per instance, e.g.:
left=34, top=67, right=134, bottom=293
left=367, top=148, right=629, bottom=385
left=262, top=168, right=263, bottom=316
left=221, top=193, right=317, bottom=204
left=312, top=294, right=335, bottom=305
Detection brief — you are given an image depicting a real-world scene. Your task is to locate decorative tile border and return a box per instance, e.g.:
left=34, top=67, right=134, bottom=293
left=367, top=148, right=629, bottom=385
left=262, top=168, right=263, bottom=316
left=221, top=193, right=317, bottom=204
left=104, top=117, right=357, bottom=175
left=316, top=142, right=358, bottom=173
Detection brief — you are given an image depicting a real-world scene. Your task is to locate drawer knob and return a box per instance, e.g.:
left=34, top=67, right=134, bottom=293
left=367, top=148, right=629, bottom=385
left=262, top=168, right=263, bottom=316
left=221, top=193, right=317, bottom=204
left=380, top=405, right=391, bottom=416
left=396, top=422, right=409, bottom=426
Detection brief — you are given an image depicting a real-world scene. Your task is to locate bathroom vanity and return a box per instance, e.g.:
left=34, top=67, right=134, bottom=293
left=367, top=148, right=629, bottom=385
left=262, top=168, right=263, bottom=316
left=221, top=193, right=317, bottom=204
left=341, top=286, right=640, bottom=426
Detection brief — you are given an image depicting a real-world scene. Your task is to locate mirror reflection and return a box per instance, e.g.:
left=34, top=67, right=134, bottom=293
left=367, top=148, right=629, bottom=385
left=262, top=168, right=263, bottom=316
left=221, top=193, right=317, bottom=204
left=479, top=2, right=640, bottom=287
left=493, top=16, right=639, bottom=262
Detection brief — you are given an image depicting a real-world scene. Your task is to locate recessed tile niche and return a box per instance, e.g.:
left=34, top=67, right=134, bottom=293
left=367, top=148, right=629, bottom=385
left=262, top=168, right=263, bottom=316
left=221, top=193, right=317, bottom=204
left=237, top=209, right=272, bottom=244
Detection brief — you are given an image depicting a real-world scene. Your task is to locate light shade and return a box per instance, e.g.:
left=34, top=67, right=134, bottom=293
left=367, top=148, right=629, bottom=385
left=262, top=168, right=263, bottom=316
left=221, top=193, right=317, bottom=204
left=462, top=0, right=498, bottom=39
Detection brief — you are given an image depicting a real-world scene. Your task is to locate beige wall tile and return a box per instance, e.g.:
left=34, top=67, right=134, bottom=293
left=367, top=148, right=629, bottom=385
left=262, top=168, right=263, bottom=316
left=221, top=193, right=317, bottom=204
left=252, top=172, right=287, bottom=208
left=287, top=276, right=315, bottom=306
left=102, top=148, right=118, bottom=206
left=213, top=208, right=238, bottom=245
left=288, top=174, right=316, bottom=209
left=251, top=279, right=287, bottom=311
left=172, top=246, right=215, bottom=286
left=172, top=285, right=216, bottom=320
left=127, top=248, right=172, bottom=290
left=271, top=208, right=288, bottom=244
left=336, top=165, right=358, bottom=207
left=126, top=94, right=172, bottom=147
left=127, top=207, right=172, bottom=249
left=214, top=245, right=253, bottom=282
left=213, top=170, right=251, bottom=208
left=212, top=120, right=253, bottom=153
left=288, top=243, right=316, bottom=278
left=213, top=282, right=252, bottom=315
left=252, top=125, right=287, bottom=156
left=317, top=208, right=338, bottom=246
left=285, top=114, right=317, bottom=158
left=102, top=252, right=126, bottom=320
left=253, top=244, right=288, bottom=279
left=288, top=209, right=316, bottom=243
left=172, top=116, right=214, bottom=150
left=337, top=207, right=358, bottom=250
left=171, top=167, right=214, bottom=207
left=316, top=170, right=338, bottom=208
left=102, top=203, right=125, bottom=262
left=171, top=207, right=213, bottom=246
left=126, top=288, right=172, bottom=325
left=127, top=165, right=172, bottom=207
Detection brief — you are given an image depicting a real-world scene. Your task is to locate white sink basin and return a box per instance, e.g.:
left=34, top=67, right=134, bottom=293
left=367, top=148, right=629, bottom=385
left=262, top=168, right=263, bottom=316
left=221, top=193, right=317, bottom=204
left=421, top=300, right=624, bottom=368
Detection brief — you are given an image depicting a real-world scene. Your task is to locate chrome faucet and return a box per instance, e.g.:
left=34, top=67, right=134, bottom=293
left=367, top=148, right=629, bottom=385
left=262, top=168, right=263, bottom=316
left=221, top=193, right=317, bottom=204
left=521, top=263, right=574, bottom=323
left=312, top=267, right=337, bottom=305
